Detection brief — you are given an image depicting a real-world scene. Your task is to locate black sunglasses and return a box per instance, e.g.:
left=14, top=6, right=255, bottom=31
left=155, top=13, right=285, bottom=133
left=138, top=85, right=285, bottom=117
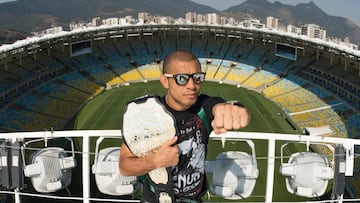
left=164, top=72, right=206, bottom=85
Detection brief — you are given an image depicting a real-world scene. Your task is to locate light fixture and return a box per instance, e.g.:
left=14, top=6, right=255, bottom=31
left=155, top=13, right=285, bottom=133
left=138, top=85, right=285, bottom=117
left=22, top=137, right=76, bottom=193
left=205, top=140, right=258, bottom=199
left=92, top=137, right=137, bottom=196
left=279, top=142, right=334, bottom=198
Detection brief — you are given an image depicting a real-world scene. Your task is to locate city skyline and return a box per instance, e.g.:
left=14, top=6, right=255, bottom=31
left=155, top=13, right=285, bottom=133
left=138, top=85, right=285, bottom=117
left=66, top=11, right=357, bottom=50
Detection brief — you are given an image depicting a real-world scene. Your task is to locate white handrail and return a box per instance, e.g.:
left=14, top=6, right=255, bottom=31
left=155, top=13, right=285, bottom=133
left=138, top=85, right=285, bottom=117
left=0, top=130, right=359, bottom=203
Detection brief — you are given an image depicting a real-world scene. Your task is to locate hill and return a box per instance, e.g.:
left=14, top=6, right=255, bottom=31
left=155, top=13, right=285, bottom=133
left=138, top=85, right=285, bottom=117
left=0, top=29, right=29, bottom=44
left=0, top=0, right=216, bottom=33
left=223, top=0, right=360, bottom=44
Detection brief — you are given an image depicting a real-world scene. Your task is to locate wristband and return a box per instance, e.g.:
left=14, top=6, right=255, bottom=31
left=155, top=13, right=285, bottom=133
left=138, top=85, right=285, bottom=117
left=226, top=100, right=245, bottom=108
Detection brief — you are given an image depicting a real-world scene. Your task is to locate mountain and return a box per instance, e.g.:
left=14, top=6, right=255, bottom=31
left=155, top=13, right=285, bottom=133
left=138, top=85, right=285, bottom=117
left=0, top=0, right=217, bottom=32
left=224, top=0, right=360, bottom=44
left=0, top=0, right=359, bottom=45
left=0, top=29, right=29, bottom=44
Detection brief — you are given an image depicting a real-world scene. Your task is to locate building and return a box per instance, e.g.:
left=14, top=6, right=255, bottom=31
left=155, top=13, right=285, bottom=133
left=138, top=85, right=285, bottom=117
left=103, top=18, right=119, bottom=26
left=301, top=24, right=326, bottom=40
left=206, top=13, right=218, bottom=25
left=241, top=19, right=265, bottom=29
left=138, top=12, right=151, bottom=23
left=32, top=26, right=63, bottom=36
left=266, top=16, right=278, bottom=30
left=185, top=12, right=197, bottom=24
left=196, top=14, right=205, bottom=24
left=220, top=16, right=228, bottom=25
left=227, top=17, right=236, bottom=26
left=287, top=24, right=302, bottom=35
left=327, top=37, right=359, bottom=50
left=153, top=16, right=173, bottom=24
left=91, top=17, right=102, bottom=27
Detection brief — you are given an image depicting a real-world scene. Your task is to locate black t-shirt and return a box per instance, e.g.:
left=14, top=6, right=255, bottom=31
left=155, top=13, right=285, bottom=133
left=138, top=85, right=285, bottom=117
left=142, top=94, right=224, bottom=202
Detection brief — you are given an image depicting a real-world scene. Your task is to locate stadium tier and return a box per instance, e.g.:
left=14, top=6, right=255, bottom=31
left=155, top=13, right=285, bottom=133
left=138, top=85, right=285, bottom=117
left=0, top=24, right=359, bottom=201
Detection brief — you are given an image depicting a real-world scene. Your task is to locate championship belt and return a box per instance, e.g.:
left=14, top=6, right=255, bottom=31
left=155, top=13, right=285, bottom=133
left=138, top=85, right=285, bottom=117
left=122, top=95, right=176, bottom=203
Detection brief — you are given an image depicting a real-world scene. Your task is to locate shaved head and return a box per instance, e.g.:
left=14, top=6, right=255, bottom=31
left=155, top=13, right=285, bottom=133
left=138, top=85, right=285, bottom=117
left=162, top=50, right=201, bottom=74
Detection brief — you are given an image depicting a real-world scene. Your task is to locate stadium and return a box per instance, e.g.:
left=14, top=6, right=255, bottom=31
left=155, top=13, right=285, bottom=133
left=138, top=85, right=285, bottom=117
left=0, top=24, right=359, bottom=202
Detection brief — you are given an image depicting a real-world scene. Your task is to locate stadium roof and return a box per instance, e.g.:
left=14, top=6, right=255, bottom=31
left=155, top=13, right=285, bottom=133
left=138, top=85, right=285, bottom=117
left=0, top=24, right=359, bottom=60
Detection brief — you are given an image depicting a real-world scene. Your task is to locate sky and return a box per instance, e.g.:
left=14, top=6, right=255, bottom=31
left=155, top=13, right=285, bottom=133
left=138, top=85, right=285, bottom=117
left=0, top=0, right=359, bottom=27
left=0, top=0, right=13, bottom=3
left=190, top=0, right=360, bottom=27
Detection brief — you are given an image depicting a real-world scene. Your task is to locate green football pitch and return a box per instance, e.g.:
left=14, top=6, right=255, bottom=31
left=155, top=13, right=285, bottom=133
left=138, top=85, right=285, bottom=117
left=70, top=81, right=297, bottom=133
left=65, top=81, right=331, bottom=202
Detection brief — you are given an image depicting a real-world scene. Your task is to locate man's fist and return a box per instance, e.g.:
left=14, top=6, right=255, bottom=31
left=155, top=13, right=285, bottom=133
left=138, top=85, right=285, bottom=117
left=211, top=102, right=250, bottom=134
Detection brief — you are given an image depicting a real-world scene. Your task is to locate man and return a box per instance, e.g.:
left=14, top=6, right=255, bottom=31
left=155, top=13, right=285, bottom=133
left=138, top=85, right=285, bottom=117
left=119, top=50, right=250, bottom=202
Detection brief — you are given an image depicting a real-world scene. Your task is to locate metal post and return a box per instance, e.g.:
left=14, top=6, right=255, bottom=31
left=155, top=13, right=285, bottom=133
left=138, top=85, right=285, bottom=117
left=82, top=136, right=90, bottom=203
left=332, top=145, right=346, bottom=203
left=265, top=138, right=275, bottom=202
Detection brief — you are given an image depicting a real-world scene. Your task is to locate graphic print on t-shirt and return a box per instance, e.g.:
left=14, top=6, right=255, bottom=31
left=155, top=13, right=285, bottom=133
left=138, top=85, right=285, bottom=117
left=172, top=115, right=206, bottom=198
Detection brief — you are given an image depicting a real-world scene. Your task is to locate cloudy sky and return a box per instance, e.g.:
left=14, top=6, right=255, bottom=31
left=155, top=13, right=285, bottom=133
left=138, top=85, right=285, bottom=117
left=190, top=0, right=360, bottom=26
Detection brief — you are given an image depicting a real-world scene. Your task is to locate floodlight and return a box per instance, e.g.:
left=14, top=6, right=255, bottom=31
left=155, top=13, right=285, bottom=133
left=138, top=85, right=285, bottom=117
left=205, top=140, right=258, bottom=199
left=280, top=143, right=334, bottom=198
left=92, top=137, right=137, bottom=196
left=23, top=137, right=76, bottom=193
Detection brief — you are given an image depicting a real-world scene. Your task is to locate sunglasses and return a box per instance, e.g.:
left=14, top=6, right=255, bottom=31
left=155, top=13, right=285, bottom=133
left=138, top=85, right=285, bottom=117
left=164, top=72, right=206, bottom=85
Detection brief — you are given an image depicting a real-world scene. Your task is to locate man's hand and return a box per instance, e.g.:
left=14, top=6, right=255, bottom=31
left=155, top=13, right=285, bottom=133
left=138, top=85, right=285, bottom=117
left=211, top=102, right=250, bottom=134
left=119, top=136, right=179, bottom=176
left=152, top=136, right=179, bottom=168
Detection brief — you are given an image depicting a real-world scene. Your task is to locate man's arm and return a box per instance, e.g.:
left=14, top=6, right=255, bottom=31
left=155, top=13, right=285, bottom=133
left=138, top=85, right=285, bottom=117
left=211, top=102, right=250, bottom=134
left=119, top=136, right=179, bottom=176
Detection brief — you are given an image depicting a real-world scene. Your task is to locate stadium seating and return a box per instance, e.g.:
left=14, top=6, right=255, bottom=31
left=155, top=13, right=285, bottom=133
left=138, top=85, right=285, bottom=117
left=0, top=27, right=358, bottom=145
left=137, top=64, right=162, bottom=80
left=120, top=69, right=143, bottom=82
left=347, top=115, right=360, bottom=138
left=241, top=70, right=278, bottom=89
